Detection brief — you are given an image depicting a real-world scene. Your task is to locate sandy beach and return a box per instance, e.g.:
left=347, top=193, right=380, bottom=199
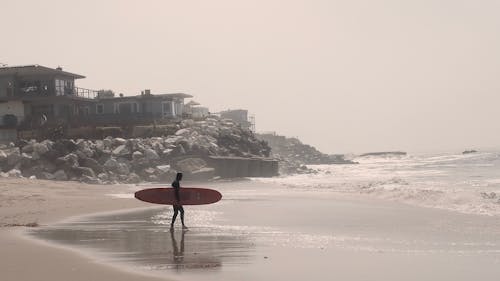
left=0, top=178, right=165, bottom=281
left=3, top=176, right=500, bottom=281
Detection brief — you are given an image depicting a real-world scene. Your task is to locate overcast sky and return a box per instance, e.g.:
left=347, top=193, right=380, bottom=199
left=2, top=0, right=500, bottom=154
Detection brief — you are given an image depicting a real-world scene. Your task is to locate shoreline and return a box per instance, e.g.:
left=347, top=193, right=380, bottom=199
left=4, top=178, right=500, bottom=281
left=0, top=178, right=167, bottom=281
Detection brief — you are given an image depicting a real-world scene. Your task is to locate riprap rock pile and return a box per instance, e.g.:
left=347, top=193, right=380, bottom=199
left=0, top=117, right=271, bottom=183
left=256, top=133, right=356, bottom=174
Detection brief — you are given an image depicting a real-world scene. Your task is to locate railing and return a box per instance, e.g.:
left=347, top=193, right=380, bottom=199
left=73, top=87, right=99, bottom=99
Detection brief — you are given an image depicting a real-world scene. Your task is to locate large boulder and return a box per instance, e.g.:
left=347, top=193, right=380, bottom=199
left=7, top=169, right=22, bottom=178
left=144, top=149, right=160, bottom=161
left=132, top=151, right=143, bottom=160
left=72, top=166, right=96, bottom=178
left=56, top=153, right=79, bottom=168
left=0, top=150, right=8, bottom=163
left=112, top=145, right=130, bottom=157
left=53, top=170, right=68, bottom=181
left=126, top=173, right=141, bottom=184
left=116, top=163, right=130, bottom=175
left=104, top=158, right=119, bottom=171
left=6, top=148, right=21, bottom=167
left=113, top=138, right=127, bottom=146
left=80, top=157, right=104, bottom=174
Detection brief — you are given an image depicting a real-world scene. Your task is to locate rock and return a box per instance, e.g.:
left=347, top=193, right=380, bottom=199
left=175, top=128, right=191, bottom=136
left=162, top=149, right=173, bottom=157
left=80, top=157, right=104, bottom=174
left=32, top=142, right=48, bottom=157
left=0, top=150, right=8, bottom=163
left=164, top=136, right=183, bottom=144
left=132, top=151, right=143, bottom=161
left=97, top=172, right=109, bottom=181
left=103, top=138, right=113, bottom=148
left=21, top=143, right=34, bottom=154
left=112, top=145, right=130, bottom=157
left=181, top=119, right=195, bottom=127
left=94, top=140, right=105, bottom=151
left=113, top=138, right=127, bottom=146
left=29, top=175, right=37, bottom=180
left=7, top=149, right=21, bottom=166
left=20, top=153, right=34, bottom=168
left=53, top=170, right=68, bottom=181
left=144, top=149, right=160, bottom=161
left=7, top=169, right=22, bottom=178
left=39, top=172, right=55, bottom=180
left=116, top=163, right=130, bottom=175
left=72, top=166, right=96, bottom=178
left=56, top=153, right=79, bottom=168
left=126, top=173, right=141, bottom=183
left=80, top=147, right=94, bottom=158
left=80, top=175, right=100, bottom=184
left=104, top=158, right=119, bottom=171
left=156, top=165, right=171, bottom=173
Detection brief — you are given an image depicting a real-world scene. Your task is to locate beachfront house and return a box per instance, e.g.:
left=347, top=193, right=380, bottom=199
left=0, top=65, right=98, bottom=141
left=220, top=109, right=254, bottom=131
left=87, top=90, right=192, bottom=125
left=0, top=65, right=194, bottom=140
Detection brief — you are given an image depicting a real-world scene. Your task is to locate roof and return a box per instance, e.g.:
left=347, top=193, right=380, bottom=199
left=153, top=93, right=193, bottom=99
left=0, top=64, right=85, bottom=79
left=98, top=92, right=193, bottom=102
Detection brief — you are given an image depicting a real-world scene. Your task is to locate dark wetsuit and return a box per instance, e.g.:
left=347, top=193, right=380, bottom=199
left=171, top=179, right=185, bottom=226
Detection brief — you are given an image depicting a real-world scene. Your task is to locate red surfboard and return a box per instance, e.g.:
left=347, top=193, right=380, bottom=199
left=134, top=187, right=222, bottom=205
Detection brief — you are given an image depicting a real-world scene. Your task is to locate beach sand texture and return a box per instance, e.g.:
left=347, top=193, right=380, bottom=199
left=3, top=178, right=500, bottom=281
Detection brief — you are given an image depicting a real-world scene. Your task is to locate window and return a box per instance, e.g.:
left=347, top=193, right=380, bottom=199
left=162, top=102, right=171, bottom=117
left=55, top=79, right=64, bottom=96
left=114, top=102, right=139, bottom=114
left=96, top=104, right=104, bottom=114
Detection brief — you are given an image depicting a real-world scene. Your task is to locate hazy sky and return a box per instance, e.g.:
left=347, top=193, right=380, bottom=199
left=2, top=0, right=500, bottom=154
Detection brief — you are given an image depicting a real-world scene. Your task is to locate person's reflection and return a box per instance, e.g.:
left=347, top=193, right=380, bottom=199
left=170, top=228, right=186, bottom=270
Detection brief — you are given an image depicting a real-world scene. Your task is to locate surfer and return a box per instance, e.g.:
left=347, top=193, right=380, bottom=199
left=171, top=172, right=187, bottom=229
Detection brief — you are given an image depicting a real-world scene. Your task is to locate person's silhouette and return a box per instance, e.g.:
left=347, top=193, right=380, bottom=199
left=171, top=173, right=187, bottom=229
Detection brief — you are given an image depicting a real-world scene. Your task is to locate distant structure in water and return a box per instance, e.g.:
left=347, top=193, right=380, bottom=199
left=359, top=151, right=407, bottom=157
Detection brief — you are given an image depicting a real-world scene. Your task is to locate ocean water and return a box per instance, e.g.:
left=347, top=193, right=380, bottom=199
left=254, top=151, right=500, bottom=216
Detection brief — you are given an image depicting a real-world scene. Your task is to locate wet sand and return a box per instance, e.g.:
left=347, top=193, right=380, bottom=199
left=7, top=178, right=500, bottom=281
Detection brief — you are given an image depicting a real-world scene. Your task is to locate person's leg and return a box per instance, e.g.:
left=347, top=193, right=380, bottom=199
left=180, top=206, right=187, bottom=228
left=171, top=206, right=179, bottom=228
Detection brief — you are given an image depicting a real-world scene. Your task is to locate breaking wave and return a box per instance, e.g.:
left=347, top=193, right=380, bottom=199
left=253, top=151, right=500, bottom=216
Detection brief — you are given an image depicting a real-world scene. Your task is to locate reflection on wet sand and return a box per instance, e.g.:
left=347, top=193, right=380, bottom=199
left=30, top=208, right=255, bottom=275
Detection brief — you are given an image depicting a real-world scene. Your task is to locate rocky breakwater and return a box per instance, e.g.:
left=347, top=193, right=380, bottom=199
left=0, top=118, right=273, bottom=183
left=256, top=133, right=356, bottom=174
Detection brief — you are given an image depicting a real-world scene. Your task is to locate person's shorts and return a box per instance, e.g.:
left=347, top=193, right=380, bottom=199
left=173, top=205, right=184, bottom=212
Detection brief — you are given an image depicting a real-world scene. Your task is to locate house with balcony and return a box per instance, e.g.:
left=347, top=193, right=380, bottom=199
left=0, top=64, right=193, bottom=139
left=87, top=90, right=192, bottom=126
left=0, top=64, right=98, bottom=129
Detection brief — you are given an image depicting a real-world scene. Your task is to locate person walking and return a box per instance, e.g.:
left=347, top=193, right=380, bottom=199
left=171, top=172, right=187, bottom=229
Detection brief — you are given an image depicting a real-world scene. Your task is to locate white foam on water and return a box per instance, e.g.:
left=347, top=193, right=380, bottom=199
left=253, top=151, right=500, bottom=216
